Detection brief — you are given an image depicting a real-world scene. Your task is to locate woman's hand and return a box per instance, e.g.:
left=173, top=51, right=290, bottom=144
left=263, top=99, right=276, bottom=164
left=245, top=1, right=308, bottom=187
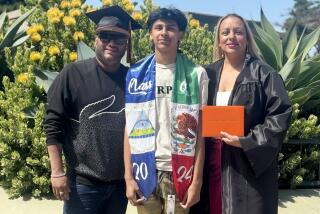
left=220, top=131, right=241, bottom=148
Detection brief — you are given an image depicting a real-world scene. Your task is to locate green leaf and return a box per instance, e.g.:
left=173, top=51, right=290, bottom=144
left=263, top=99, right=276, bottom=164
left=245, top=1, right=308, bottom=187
left=289, top=28, right=305, bottom=60
left=304, top=79, right=320, bottom=89
left=291, top=27, right=320, bottom=60
left=254, top=35, right=278, bottom=70
left=11, top=35, right=29, bottom=48
left=308, top=54, right=320, bottom=61
left=285, top=78, right=297, bottom=91
left=302, top=97, right=320, bottom=112
left=296, top=60, right=320, bottom=88
left=76, top=41, right=95, bottom=61
left=260, top=8, right=283, bottom=57
left=0, top=7, right=35, bottom=50
left=279, top=53, right=303, bottom=90
left=33, top=69, right=59, bottom=93
left=13, top=30, right=27, bottom=41
left=0, top=11, right=6, bottom=30
left=21, top=105, right=38, bottom=119
left=253, top=22, right=282, bottom=69
left=290, top=81, right=320, bottom=105
left=283, top=21, right=298, bottom=59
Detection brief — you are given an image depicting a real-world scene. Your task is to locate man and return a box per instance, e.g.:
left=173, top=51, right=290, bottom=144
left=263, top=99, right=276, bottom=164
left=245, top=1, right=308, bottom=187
left=43, top=6, right=141, bottom=214
left=124, top=8, right=209, bottom=214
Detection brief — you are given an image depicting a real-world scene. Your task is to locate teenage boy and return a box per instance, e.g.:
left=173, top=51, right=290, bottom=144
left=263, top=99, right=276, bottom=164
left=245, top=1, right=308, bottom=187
left=124, top=7, right=208, bottom=214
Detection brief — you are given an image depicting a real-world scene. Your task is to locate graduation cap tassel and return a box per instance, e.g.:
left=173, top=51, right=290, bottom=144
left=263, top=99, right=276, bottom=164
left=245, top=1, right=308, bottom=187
left=127, top=21, right=132, bottom=65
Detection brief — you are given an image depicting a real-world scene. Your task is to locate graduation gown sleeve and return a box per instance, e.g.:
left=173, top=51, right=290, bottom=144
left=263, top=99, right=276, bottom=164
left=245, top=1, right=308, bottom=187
left=238, top=69, right=292, bottom=177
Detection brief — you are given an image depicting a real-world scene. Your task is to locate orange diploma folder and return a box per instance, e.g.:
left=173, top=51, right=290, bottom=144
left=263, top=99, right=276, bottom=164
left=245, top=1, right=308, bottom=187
left=202, top=106, right=244, bottom=138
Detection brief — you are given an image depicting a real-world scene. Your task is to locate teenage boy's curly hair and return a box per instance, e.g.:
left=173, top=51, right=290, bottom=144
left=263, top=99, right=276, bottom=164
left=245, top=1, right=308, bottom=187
left=147, top=8, right=187, bottom=32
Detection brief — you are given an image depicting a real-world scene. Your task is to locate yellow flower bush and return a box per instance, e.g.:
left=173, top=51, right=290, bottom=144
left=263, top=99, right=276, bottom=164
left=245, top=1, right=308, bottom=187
left=30, top=33, right=42, bottom=42
left=30, top=51, right=42, bottom=61
left=60, top=1, right=71, bottom=9
left=189, top=18, right=200, bottom=29
left=73, top=31, right=85, bottom=42
left=63, top=16, right=76, bottom=26
left=34, top=24, right=44, bottom=32
left=122, top=0, right=130, bottom=5
left=48, top=16, right=60, bottom=24
left=26, top=27, right=37, bottom=36
left=27, top=24, right=45, bottom=43
left=69, top=9, right=81, bottom=17
left=69, top=52, right=77, bottom=61
left=17, top=73, right=29, bottom=84
left=70, top=0, right=82, bottom=8
left=48, top=46, right=60, bottom=56
left=102, top=0, right=112, bottom=7
left=27, top=24, right=44, bottom=36
left=47, top=7, right=64, bottom=24
left=132, top=11, right=142, bottom=21
left=124, top=2, right=134, bottom=13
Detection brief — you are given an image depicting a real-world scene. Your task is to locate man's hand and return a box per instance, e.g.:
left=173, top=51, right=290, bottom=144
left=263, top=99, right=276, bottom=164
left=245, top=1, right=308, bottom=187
left=125, top=178, right=145, bottom=206
left=220, top=131, right=241, bottom=148
left=47, top=145, right=69, bottom=200
left=51, top=176, right=70, bottom=201
left=180, top=180, right=202, bottom=209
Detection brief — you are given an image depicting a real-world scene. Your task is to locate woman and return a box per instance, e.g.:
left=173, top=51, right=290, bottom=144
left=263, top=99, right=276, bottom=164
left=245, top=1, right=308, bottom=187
left=201, top=14, right=292, bottom=214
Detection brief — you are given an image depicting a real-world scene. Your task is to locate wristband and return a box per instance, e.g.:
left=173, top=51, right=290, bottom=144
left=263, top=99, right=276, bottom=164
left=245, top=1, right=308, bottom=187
left=51, top=173, right=66, bottom=178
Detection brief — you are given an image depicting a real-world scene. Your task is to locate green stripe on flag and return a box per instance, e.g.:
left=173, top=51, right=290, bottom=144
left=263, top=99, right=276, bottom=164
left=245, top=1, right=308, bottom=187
left=172, top=53, right=199, bottom=104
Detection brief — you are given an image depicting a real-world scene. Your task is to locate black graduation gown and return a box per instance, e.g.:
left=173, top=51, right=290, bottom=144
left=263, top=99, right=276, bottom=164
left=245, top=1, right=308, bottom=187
left=192, top=57, right=292, bottom=214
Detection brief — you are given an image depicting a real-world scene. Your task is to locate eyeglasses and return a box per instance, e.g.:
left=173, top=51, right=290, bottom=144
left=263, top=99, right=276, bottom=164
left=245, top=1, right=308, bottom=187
left=98, top=32, right=128, bottom=45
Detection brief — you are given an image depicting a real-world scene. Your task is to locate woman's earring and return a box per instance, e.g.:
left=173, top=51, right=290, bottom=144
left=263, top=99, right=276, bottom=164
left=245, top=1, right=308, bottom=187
left=245, top=46, right=250, bottom=63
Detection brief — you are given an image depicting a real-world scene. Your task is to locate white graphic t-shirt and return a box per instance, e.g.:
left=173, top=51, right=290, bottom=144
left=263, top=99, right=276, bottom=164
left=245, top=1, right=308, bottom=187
left=155, top=63, right=209, bottom=171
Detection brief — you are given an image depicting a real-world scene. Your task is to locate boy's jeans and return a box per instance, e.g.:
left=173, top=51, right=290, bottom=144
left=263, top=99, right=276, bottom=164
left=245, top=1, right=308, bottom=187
left=137, top=171, right=189, bottom=214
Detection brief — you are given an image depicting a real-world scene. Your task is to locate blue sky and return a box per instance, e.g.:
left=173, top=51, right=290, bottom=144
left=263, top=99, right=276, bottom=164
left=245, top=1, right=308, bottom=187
left=85, top=0, right=294, bottom=29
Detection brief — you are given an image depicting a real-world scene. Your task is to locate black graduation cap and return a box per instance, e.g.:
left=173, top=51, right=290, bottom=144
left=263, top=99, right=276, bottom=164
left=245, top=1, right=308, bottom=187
left=86, top=5, right=142, bottom=36
left=86, top=6, right=142, bottom=64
